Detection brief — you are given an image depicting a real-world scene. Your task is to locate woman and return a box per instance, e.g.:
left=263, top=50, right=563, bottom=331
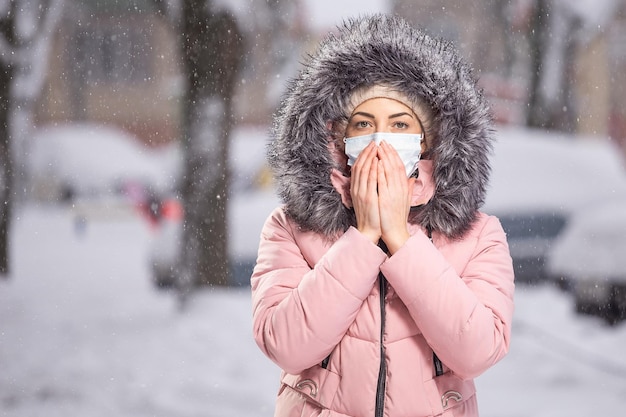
left=251, top=14, right=515, bottom=417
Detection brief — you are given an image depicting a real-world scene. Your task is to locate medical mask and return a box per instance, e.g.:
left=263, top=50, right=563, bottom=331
left=343, top=132, right=424, bottom=177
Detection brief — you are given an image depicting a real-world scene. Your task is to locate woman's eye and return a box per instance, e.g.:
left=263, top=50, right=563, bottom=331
left=394, top=121, right=409, bottom=129
left=355, top=121, right=370, bottom=129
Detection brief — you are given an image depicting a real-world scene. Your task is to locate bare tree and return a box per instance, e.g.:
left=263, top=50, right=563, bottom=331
left=525, top=0, right=620, bottom=133
left=154, top=0, right=243, bottom=300
left=527, top=0, right=581, bottom=131
left=0, top=0, right=64, bottom=276
left=179, top=0, right=243, bottom=293
left=0, top=1, right=14, bottom=276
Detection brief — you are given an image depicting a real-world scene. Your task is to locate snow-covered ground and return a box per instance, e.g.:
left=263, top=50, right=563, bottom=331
left=2, top=197, right=626, bottom=417
left=0, top=202, right=278, bottom=417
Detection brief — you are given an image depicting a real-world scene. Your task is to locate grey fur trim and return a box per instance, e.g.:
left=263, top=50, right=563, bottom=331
left=268, top=14, right=494, bottom=239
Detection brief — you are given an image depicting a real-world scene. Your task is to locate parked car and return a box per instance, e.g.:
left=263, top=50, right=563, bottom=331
left=484, top=126, right=626, bottom=284
left=147, top=190, right=280, bottom=289
left=146, top=126, right=281, bottom=288
left=546, top=198, right=626, bottom=325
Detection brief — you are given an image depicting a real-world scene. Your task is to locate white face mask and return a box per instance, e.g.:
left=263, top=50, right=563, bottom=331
left=343, top=132, right=424, bottom=177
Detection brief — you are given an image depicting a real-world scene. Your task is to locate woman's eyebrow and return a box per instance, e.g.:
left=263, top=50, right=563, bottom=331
left=389, top=112, right=414, bottom=119
left=349, top=111, right=375, bottom=121
left=350, top=111, right=414, bottom=120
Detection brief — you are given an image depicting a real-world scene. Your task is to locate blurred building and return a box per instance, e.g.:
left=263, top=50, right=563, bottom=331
left=35, top=0, right=308, bottom=147
left=393, top=0, right=626, bottom=157
left=35, top=0, right=626, bottom=158
left=36, top=0, right=182, bottom=147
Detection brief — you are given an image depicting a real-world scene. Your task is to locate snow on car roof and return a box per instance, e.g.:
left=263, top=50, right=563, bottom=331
left=484, top=126, right=626, bottom=216
left=547, top=197, right=626, bottom=280
left=28, top=123, right=181, bottom=196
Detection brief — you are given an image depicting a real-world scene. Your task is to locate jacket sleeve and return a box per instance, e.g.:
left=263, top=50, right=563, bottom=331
left=380, top=214, right=515, bottom=380
left=251, top=207, right=387, bottom=374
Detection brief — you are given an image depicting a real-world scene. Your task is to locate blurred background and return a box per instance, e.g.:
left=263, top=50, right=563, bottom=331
left=2, top=0, right=626, bottom=416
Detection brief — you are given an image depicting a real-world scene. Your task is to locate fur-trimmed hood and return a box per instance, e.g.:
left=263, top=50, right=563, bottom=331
left=267, top=14, right=494, bottom=240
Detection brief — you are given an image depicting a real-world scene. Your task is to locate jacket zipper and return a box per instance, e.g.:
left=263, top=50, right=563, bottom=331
left=426, top=227, right=445, bottom=378
left=375, top=272, right=387, bottom=417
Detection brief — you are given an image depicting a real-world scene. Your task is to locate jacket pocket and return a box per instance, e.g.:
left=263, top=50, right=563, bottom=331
left=280, top=365, right=342, bottom=409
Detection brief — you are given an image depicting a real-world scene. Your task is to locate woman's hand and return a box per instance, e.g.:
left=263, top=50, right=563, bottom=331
left=350, top=141, right=382, bottom=244
left=377, top=141, right=414, bottom=254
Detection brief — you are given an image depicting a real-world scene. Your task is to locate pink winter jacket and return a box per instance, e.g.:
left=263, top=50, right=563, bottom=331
left=251, top=206, right=515, bottom=417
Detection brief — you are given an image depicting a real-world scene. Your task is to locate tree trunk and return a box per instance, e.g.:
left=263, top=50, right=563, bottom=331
left=527, top=0, right=580, bottom=132
left=177, top=0, right=243, bottom=297
left=0, top=65, right=12, bottom=276
left=0, top=0, right=64, bottom=277
left=0, top=9, right=15, bottom=276
left=527, top=0, right=550, bottom=129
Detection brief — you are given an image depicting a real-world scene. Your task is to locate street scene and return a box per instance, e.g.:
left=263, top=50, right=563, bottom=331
left=2, top=125, right=626, bottom=416
left=2, top=0, right=626, bottom=416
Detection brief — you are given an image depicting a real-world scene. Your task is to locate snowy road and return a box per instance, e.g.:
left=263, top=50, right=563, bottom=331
left=1, top=202, right=626, bottom=416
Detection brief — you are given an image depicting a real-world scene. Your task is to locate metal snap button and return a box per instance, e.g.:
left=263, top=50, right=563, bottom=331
left=295, top=379, right=318, bottom=397
left=441, top=390, right=462, bottom=408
